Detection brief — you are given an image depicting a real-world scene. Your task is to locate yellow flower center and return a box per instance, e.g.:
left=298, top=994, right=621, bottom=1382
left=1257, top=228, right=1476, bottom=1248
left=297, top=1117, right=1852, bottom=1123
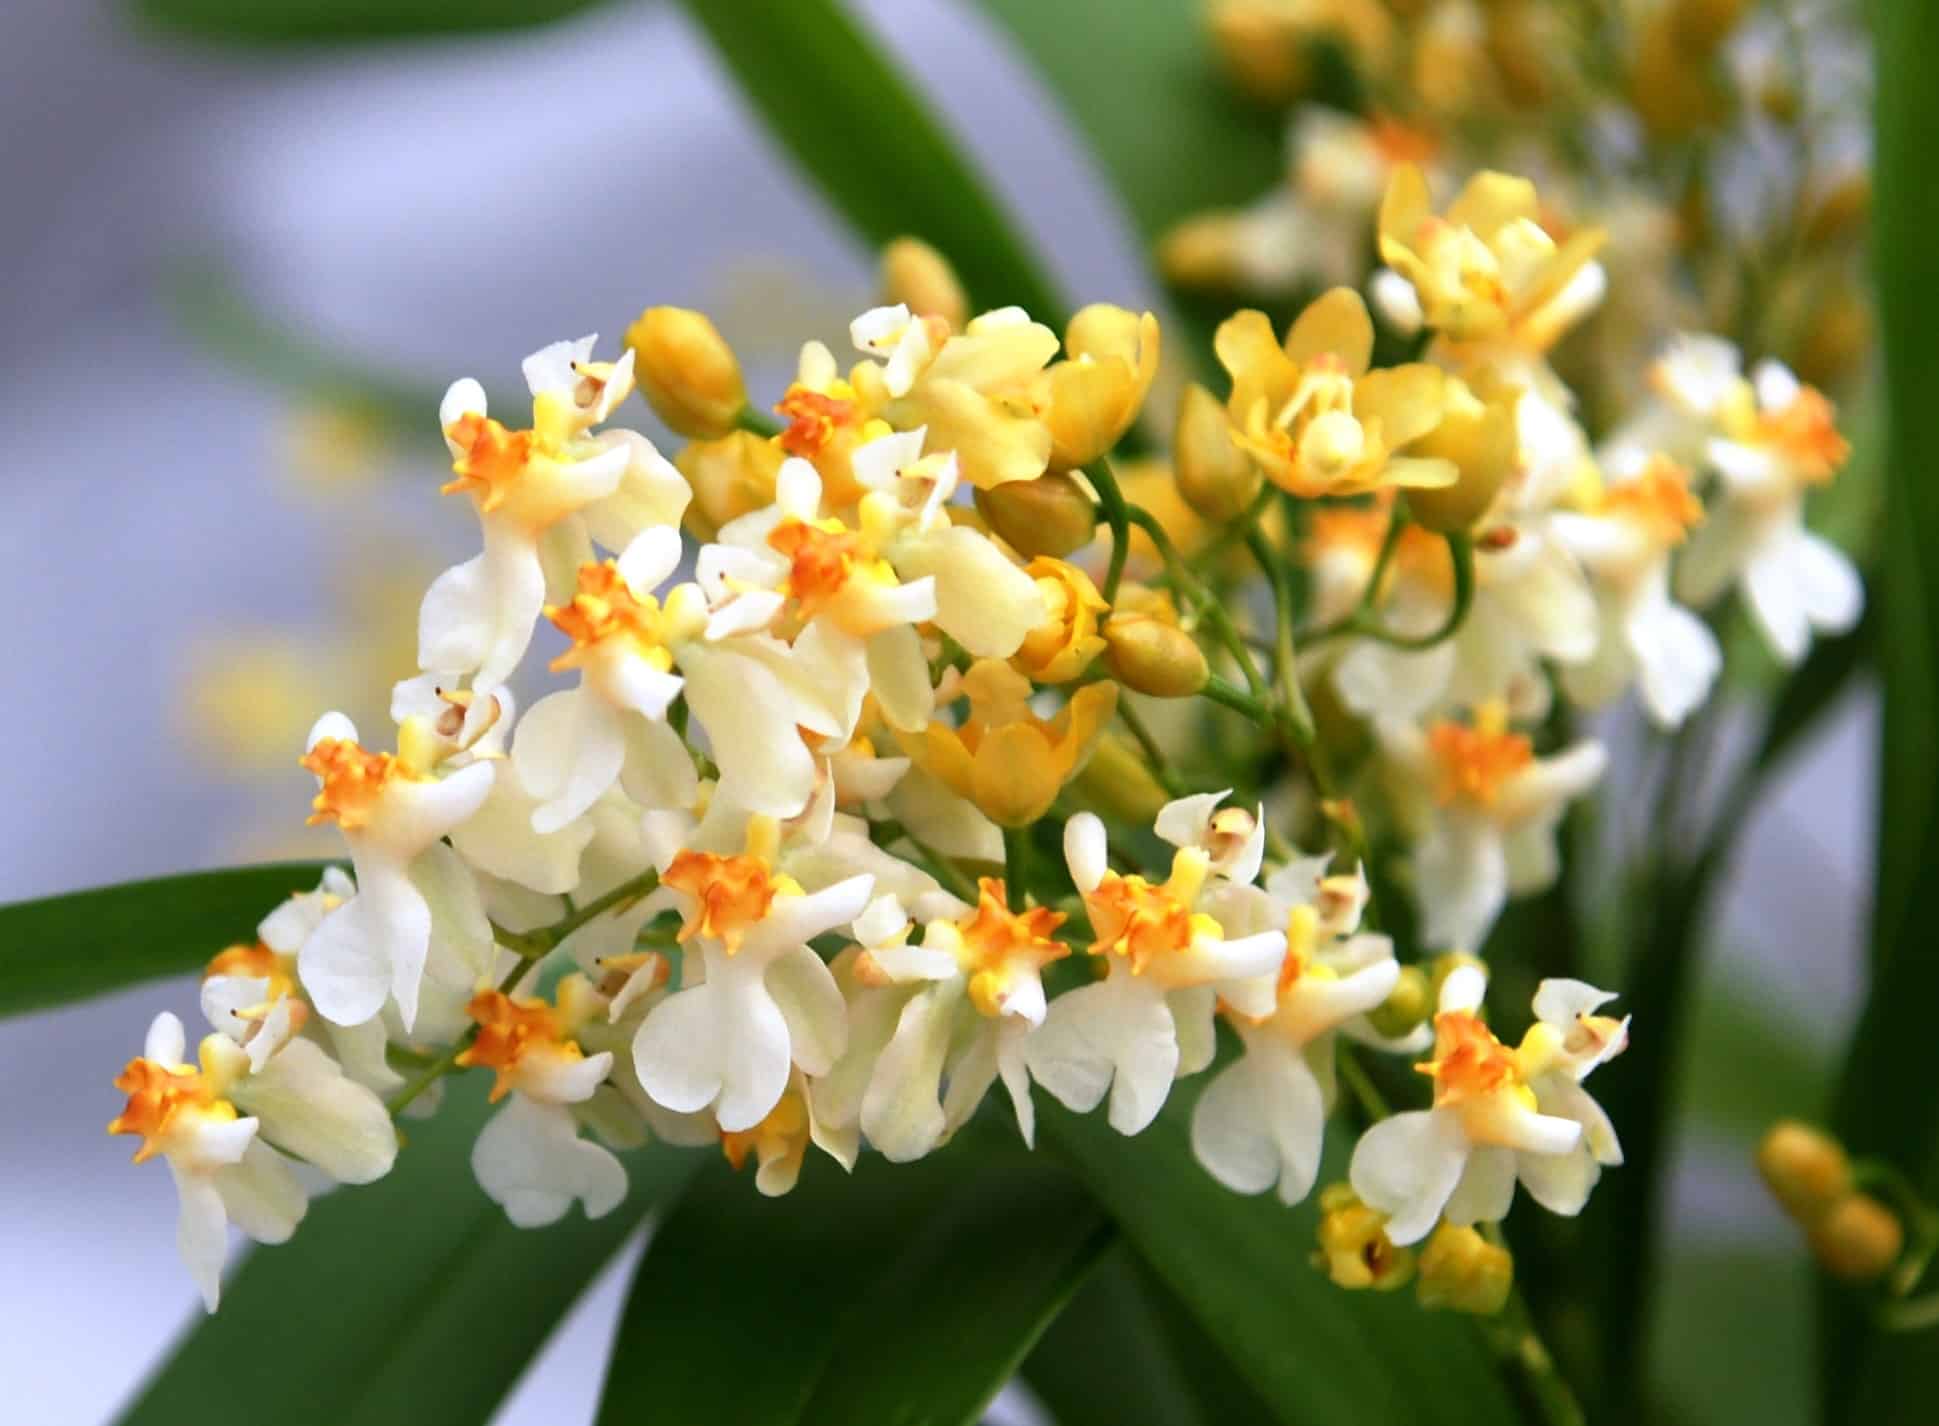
left=441, top=411, right=535, bottom=513
left=1756, top=386, right=1849, bottom=483
left=1086, top=850, right=1216, bottom=974
left=775, top=383, right=863, bottom=460
left=766, top=515, right=874, bottom=620
left=1427, top=715, right=1531, bottom=807
left=204, top=942, right=300, bottom=1003
left=1600, top=456, right=1704, bottom=546
left=546, top=560, right=676, bottom=674
left=1417, top=1010, right=1524, bottom=1107
left=108, top=1057, right=238, bottom=1164
left=663, top=841, right=795, bottom=954
left=300, top=738, right=418, bottom=829
left=456, top=990, right=584, bottom=1104
left=955, top=878, right=1070, bottom=1016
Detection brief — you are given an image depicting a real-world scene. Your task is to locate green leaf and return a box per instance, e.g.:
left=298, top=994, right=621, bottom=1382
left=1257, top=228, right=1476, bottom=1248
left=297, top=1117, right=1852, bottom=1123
left=1821, top=0, right=1939, bottom=1412
left=118, top=1074, right=700, bottom=1426
left=970, top=0, right=1283, bottom=242
left=0, top=862, right=332, bottom=1019
left=1650, top=1247, right=1814, bottom=1426
left=1022, top=1244, right=1277, bottom=1426
left=132, top=0, right=616, bottom=44
left=166, top=263, right=447, bottom=446
left=677, top=0, right=1067, bottom=326
left=596, top=1138, right=1111, bottom=1426
left=1039, top=1096, right=1522, bottom=1426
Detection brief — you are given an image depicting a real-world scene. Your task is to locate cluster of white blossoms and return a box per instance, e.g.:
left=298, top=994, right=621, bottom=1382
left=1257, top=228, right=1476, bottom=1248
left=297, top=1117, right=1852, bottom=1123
left=112, top=166, right=1858, bottom=1315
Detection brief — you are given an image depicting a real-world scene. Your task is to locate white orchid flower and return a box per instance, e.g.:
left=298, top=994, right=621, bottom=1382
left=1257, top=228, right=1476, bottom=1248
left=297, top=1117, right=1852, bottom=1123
left=1153, top=790, right=1267, bottom=885
left=420, top=335, right=688, bottom=692
left=509, top=526, right=696, bottom=834
left=110, top=1010, right=397, bottom=1309
left=297, top=714, right=495, bottom=1030
left=1675, top=358, right=1861, bottom=665
left=1024, top=813, right=1286, bottom=1136
left=1349, top=967, right=1623, bottom=1244
left=850, top=303, right=943, bottom=399
left=1379, top=709, right=1606, bottom=952
left=1552, top=453, right=1721, bottom=728
left=632, top=816, right=873, bottom=1132
left=1191, top=858, right=1415, bottom=1205
left=459, top=974, right=626, bottom=1228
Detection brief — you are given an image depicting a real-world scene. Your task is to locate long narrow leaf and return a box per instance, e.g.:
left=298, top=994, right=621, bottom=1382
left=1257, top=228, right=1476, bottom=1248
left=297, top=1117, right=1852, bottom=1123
left=596, top=1139, right=1110, bottom=1426
left=118, top=1075, right=700, bottom=1425
left=1820, top=0, right=1939, bottom=1411
left=0, top=862, right=332, bottom=1019
left=678, top=0, right=1066, bottom=326
left=1040, top=1098, right=1521, bottom=1426
left=132, top=0, right=616, bottom=43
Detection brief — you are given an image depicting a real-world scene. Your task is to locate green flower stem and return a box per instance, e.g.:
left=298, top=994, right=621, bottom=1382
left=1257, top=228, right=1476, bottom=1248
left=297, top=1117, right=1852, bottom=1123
left=1124, top=504, right=1270, bottom=699
left=1084, top=459, right=1133, bottom=608
left=387, top=869, right=663, bottom=1118
left=1002, top=826, right=1030, bottom=911
left=1304, top=528, right=1477, bottom=650
left=1115, top=699, right=1187, bottom=796
left=733, top=403, right=780, bottom=438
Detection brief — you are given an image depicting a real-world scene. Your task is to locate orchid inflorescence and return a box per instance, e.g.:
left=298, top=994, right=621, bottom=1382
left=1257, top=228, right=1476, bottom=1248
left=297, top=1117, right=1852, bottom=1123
left=111, top=163, right=1859, bottom=1319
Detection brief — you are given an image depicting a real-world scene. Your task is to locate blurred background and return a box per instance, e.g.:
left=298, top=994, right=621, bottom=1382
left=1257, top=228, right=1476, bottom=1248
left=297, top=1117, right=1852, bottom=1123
left=0, top=1, right=1872, bottom=1421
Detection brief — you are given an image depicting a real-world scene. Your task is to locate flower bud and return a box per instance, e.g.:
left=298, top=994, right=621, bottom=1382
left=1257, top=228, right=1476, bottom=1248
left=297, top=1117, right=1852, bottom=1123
left=1068, top=731, right=1171, bottom=826
left=974, top=472, right=1099, bottom=559
left=1808, top=1194, right=1905, bottom=1282
left=1416, top=1223, right=1513, bottom=1315
left=1045, top=306, right=1161, bottom=470
left=1406, top=378, right=1518, bottom=533
left=1014, top=557, right=1109, bottom=683
left=1756, top=1120, right=1853, bottom=1225
left=880, top=237, right=969, bottom=332
left=1629, top=13, right=1728, bottom=140
left=625, top=306, right=748, bottom=438
left=1671, top=0, right=1750, bottom=53
left=1105, top=610, right=1209, bottom=699
left=1174, top=382, right=1263, bottom=522
left=1429, top=952, right=1487, bottom=1002
left=1367, top=965, right=1432, bottom=1041
left=1209, top=2, right=1312, bottom=106
left=1157, top=214, right=1253, bottom=290
left=1314, top=1183, right=1416, bottom=1291
left=675, top=431, right=783, bottom=542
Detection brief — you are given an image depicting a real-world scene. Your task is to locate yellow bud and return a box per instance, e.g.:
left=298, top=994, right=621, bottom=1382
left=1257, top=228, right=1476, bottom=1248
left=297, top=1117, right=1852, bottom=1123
left=1671, top=0, right=1750, bottom=53
left=674, top=432, right=783, bottom=542
left=1046, top=307, right=1161, bottom=469
left=1014, top=557, right=1109, bottom=683
left=625, top=306, right=748, bottom=438
left=1809, top=1195, right=1905, bottom=1282
left=1314, top=1184, right=1416, bottom=1292
left=1367, top=965, right=1432, bottom=1041
left=1416, top=1223, right=1513, bottom=1315
left=1407, top=379, right=1518, bottom=533
left=880, top=237, right=969, bottom=331
left=973, top=472, right=1099, bottom=559
left=1429, top=952, right=1487, bottom=1002
left=1209, top=3, right=1312, bottom=105
left=1629, top=14, right=1728, bottom=140
left=1174, top=382, right=1263, bottom=522
left=1156, top=213, right=1252, bottom=290
left=1105, top=615, right=1209, bottom=699
left=1791, top=286, right=1871, bottom=392
left=1068, top=730, right=1171, bottom=826
left=1800, top=175, right=1871, bottom=250
left=1756, top=1120, right=1853, bottom=1225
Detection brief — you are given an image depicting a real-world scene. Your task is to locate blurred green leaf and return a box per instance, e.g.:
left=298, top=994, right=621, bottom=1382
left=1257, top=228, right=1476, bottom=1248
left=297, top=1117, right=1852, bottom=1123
left=1040, top=1097, right=1522, bottom=1426
left=1678, top=978, right=1831, bottom=1140
left=1822, top=0, right=1939, bottom=1412
left=119, top=1075, right=698, bottom=1425
left=131, top=0, right=616, bottom=43
left=1650, top=1248, right=1813, bottom=1426
left=1023, top=1244, right=1277, bottom=1426
left=678, top=0, right=1066, bottom=326
left=0, top=862, right=332, bottom=1019
left=597, top=1141, right=1110, bottom=1426
left=970, top=0, right=1282, bottom=242
left=167, top=263, right=446, bottom=444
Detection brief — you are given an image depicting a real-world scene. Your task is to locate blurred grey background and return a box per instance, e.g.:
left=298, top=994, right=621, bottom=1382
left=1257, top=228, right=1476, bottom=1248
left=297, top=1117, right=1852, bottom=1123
left=0, top=1, right=1872, bottom=1421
